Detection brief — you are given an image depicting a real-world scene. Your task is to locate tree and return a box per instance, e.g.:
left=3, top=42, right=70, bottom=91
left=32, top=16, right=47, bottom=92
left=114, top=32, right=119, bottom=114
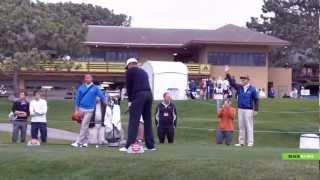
left=36, top=1, right=89, bottom=57
left=247, top=0, right=319, bottom=69
left=45, top=2, right=131, bottom=26
left=0, top=0, right=131, bottom=96
left=0, top=0, right=87, bottom=96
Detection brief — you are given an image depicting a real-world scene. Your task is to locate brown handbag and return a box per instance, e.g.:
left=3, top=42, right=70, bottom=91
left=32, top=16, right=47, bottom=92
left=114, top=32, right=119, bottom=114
left=72, top=111, right=83, bottom=124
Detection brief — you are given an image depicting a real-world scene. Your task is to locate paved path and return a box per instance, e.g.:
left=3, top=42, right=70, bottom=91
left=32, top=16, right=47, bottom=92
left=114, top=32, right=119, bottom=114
left=0, top=123, right=78, bottom=141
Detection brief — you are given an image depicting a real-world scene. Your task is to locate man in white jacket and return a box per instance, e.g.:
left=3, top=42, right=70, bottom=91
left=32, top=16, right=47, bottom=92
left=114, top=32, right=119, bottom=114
left=29, top=90, right=48, bottom=143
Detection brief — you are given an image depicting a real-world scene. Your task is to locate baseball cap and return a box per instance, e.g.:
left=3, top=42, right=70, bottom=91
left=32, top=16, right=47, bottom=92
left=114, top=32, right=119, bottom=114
left=240, top=75, right=250, bottom=80
left=125, top=58, right=138, bottom=69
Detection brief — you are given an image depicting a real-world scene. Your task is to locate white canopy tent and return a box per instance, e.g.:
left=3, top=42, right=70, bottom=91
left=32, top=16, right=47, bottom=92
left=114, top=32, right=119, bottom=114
left=142, top=61, right=188, bottom=100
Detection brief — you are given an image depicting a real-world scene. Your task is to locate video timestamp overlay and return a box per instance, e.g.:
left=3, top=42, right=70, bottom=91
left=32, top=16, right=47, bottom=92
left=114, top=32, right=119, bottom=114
left=282, top=153, right=320, bottom=160
left=282, top=152, right=320, bottom=172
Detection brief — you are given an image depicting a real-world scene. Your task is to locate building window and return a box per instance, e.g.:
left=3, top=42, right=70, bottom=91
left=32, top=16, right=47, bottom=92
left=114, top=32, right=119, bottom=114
left=84, top=49, right=106, bottom=62
left=105, top=52, right=117, bottom=61
left=83, top=50, right=139, bottom=62
left=105, top=51, right=139, bottom=62
left=207, top=52, right=266, bottom=66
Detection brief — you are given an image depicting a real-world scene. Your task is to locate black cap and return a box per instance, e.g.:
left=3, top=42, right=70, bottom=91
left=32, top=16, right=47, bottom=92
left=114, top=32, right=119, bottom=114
left=240, top=75, right=250, bottom=80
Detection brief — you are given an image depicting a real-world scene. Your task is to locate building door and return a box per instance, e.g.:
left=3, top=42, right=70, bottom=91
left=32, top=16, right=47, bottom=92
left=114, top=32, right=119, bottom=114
left=173, top=48, right=200, bottom=63
left=173, top=52, right=195, bottom=63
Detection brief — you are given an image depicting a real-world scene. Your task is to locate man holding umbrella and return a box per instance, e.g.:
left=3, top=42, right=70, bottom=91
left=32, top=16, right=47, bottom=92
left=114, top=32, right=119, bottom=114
left=119, top=58, right=156, bottom=152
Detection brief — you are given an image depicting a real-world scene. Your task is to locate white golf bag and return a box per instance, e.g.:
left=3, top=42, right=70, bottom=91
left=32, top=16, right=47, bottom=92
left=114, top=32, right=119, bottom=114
left=104, top=102, right=125, bottom=146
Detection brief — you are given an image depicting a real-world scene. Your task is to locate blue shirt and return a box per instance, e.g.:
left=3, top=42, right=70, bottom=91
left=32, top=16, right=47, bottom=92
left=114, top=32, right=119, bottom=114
left=226, top=74, right=259, bottom=111
left=75, top=84, right=107, bottom=110
left=189, top=81, right=197, bottom=92
left=237, top=85, right=259, bottom=110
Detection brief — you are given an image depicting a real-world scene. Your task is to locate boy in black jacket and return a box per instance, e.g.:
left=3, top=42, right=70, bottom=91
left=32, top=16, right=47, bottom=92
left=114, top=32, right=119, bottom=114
left=155, top=92, right=177, bottom=143
left=11, top=91, right=30, bottom=143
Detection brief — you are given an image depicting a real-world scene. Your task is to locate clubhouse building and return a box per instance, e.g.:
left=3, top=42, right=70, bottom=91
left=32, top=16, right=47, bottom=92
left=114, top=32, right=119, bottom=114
left=1, top=24, right=292, bottom=97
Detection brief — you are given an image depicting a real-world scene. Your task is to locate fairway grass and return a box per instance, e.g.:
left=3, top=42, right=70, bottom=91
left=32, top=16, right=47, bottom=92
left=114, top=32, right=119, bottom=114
left=0, top=143, right=318, bottom=180
left=0, top=98, right=319, bottom=179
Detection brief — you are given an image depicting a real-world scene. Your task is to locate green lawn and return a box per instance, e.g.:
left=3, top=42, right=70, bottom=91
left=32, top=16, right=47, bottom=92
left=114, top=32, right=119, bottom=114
left=0, top=98, right=319, bottom=180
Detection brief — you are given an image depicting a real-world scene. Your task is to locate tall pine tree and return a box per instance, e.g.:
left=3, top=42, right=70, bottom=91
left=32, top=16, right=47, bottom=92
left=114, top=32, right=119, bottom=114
left=247, top=0, right=319, bottom=69
left=0, top=0, right=130, bottom=96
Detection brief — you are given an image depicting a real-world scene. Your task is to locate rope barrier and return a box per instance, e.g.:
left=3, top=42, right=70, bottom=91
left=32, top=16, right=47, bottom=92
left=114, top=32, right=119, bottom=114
left=178, top=126, right=320, bottom=134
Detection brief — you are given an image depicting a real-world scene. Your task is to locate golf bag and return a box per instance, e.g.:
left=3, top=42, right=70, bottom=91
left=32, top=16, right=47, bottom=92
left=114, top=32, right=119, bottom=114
left=104, top=97, right=125, bottom=146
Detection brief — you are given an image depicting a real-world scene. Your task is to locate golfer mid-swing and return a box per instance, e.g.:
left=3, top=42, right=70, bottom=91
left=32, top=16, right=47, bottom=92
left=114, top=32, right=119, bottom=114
left=225, top=65, right=259, bottom=147
left=119, top=58, right=155, bottom=152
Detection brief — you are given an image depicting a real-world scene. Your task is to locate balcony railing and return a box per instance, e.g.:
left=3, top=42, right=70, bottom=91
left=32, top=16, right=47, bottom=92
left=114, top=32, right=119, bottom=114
left=294, top=74, right=319, bottom=82
left=4, top=61, right=211, bottom=75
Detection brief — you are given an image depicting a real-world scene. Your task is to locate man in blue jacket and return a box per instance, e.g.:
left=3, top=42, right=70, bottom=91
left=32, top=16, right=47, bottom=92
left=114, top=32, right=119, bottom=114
left=71, top=74, right=107, bottom=148
left=225, top=66, right=259, bottom=147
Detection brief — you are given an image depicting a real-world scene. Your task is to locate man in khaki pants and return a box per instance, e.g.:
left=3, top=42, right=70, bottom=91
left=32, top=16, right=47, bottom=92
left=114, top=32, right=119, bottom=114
left=225, top=66, right=259, bottom=147
left=71, top=74, right=107, bottom=148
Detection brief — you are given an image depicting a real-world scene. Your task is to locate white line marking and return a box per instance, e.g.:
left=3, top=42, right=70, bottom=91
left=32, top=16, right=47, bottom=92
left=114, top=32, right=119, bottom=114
left=178, top=126, right=320, bottom=134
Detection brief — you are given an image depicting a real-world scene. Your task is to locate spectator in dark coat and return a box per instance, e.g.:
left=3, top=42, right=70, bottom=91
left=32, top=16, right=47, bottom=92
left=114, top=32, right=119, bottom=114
left=155, top=92, right=177, bottom=143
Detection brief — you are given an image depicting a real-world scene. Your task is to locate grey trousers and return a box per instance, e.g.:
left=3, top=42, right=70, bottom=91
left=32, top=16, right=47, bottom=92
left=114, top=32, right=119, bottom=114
left=78, top=111, right=93, bottom=144
left=238, top=108, right=254, bottom=145
left=12, top=121, right=27, bottom=143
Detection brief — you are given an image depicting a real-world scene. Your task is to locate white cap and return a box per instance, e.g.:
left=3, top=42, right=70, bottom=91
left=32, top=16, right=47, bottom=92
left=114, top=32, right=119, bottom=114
left=125, top=58, right=138, bottom=69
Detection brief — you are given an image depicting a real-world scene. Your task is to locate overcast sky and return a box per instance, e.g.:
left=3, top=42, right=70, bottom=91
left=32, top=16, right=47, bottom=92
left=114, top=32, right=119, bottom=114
left=40, top=0, right=264, bottom=29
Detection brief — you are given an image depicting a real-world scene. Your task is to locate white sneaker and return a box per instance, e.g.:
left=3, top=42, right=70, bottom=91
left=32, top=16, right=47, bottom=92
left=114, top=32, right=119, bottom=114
left=70, top=142, right=80, bottom=148
left=82, top=143, right=88, bottom=148
left=144, top=147, right=157, bottom=151
left=119, top=147, right=128, bottom=152
left=247, top=143, right=254, bottom=147
left=234, top=143, right=244, bottom=147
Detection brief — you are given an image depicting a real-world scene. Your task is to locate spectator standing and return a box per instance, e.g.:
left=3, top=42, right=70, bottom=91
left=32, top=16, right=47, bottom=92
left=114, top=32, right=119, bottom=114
left=29, top=90, right=48, bottom=143
left=200, top=80, right=206, bottom=100
left=206, top=78, right=214, bottom=100
left=71, top=74, right=107, bottom=148
left=11, top=91, right=29, bottom=143
left=155, top=92, right=177, bottom=143
left=225, top=66, right=259, bottom=147
left=259, top=88, right=267, bottom=98
left=189, top=80, right=197, bottom=99
left=268, top=87, right=276, bottom=98
left=290, top=88, right=298, bottom=99
left=213, top=76, right=224, bottom=112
